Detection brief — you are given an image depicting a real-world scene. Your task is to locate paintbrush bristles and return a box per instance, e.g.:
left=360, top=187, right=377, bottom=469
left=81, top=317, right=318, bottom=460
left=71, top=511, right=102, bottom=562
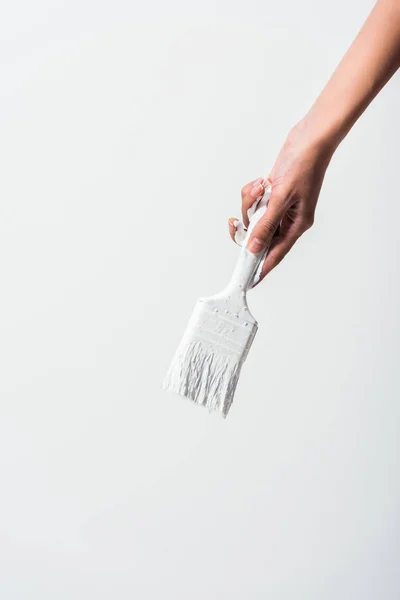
left=163, top=298, right=258, bottom=417
left=162, top=338, right=241, bottom=417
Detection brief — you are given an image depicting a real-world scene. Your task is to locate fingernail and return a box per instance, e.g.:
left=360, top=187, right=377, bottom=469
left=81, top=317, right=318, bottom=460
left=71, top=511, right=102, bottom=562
left=248, top=237, right=265, bottom=253
left=250, top=183, right=263, bottom=198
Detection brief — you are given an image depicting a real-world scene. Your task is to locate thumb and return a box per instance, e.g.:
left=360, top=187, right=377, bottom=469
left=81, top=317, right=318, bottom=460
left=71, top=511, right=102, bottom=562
left=247, top=191, right=285, bottom=254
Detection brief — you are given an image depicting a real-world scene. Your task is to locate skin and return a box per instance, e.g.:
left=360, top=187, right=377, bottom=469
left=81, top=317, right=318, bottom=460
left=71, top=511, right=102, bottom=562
left=229, top=0, right=400, bottom=284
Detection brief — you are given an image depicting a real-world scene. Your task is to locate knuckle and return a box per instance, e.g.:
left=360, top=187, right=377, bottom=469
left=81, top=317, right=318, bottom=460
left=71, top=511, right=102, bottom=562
left=301, top=213, right=314, bottom=231
left=270, top=182, right=290, bottom=202
left=258, top=218, right=277, bottom=237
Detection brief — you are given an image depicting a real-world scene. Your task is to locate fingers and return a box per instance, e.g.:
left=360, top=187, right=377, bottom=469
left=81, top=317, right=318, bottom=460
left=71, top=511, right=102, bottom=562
left=228, top=217, right=239, bottom=243
left=253, top=212, right=314, bottom=284
left=228, top=216, right=248, bottom=246
left=241, top=177, right=263, bottom=201
left=228, top=176, right=268, bottom=246
left=247, top=190, right=285, bottom=254
left=256, top=229, right=300, bottom=283
left=241, top=177, right=266, bottom=227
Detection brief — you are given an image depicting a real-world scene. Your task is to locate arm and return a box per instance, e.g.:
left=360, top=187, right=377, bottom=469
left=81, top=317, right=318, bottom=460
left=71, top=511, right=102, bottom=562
left=303, top=0, right=400, bottom=151
left=230, top=0, right=400, bottom=281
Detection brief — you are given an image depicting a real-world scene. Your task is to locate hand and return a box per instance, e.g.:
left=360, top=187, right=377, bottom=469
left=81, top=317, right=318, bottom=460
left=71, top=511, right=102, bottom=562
left=228, top=120, right=335, bottom=284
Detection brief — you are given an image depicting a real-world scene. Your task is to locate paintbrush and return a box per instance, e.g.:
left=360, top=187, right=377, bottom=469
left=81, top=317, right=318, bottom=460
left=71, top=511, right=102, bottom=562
left=163, top=188, right=270, bottom=417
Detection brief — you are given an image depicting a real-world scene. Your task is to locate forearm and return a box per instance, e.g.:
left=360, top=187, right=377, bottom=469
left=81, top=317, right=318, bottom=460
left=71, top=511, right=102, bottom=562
left=241, top=1, right=400, bottom=273
left=302, top=0, right=400, bottom=151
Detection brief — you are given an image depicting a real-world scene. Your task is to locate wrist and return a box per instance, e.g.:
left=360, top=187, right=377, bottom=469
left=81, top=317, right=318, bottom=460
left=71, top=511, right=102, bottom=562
left=289, top=113, right=344, bottom=159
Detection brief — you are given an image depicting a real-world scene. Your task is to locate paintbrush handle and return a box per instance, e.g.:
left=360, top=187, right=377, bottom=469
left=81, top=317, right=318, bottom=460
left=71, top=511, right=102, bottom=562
left=229, top=185, right=271, bottom=292
left=227, top=245, right=267, bottom=294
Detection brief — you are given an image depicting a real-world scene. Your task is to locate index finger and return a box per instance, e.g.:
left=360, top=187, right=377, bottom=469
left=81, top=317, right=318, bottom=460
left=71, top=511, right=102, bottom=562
left=241, top=177, right=269, bottom=227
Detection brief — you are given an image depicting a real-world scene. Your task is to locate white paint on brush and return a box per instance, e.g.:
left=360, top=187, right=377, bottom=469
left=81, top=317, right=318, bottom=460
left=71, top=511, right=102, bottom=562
left=163, top=199, right=270, bottom=416
left=163, top=296, right=257, bottom=417
left=233, top=185, right=271, bottom=286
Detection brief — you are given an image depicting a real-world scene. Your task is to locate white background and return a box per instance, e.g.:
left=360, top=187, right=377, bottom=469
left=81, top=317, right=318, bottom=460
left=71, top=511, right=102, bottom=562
left=1, top=1, right=399, bottom=598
